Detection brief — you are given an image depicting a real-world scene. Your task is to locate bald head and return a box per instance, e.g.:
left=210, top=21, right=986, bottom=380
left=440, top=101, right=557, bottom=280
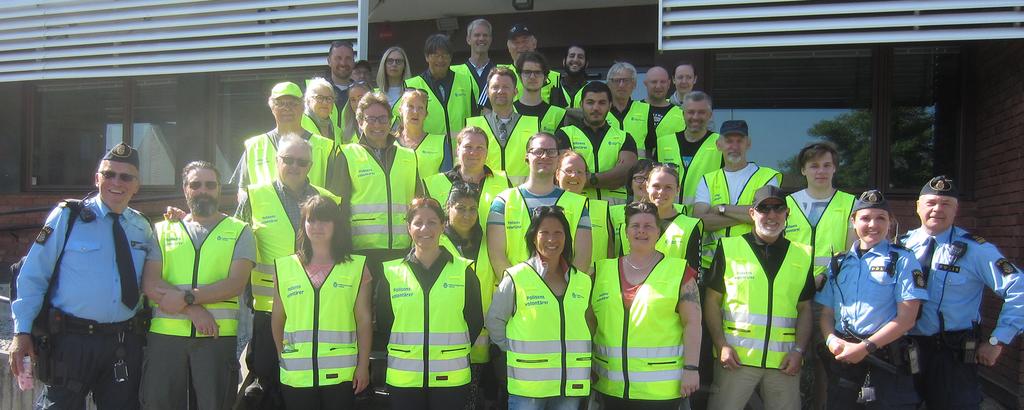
left=643, top=66, right=671, bottom=103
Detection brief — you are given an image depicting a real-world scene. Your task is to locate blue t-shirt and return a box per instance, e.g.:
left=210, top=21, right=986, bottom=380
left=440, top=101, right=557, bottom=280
left=488, top=186, right=591, bottom=230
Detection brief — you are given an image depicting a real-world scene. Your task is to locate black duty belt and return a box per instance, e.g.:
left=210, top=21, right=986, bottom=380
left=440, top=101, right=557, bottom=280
left=62, top=315, right=133, bottom=335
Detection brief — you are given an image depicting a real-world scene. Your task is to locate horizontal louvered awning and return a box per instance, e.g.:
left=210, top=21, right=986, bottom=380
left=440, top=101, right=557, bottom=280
left=0, top=0, right=364, bottom=82
left=659, top=0, right=1024, bottom=51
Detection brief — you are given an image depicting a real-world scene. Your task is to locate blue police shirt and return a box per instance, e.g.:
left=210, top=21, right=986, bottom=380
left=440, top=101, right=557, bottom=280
left=12, top=196, right=159, bottom=333
left=902, top=226, right=1024, bottom=344
left=815, top=240, right=929, bottom=336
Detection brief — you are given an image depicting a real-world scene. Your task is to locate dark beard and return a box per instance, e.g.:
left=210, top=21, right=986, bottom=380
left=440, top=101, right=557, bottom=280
left=188, top=194, right=219, bottom=217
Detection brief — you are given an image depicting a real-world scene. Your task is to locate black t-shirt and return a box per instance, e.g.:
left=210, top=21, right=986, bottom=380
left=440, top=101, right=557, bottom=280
left=645, top=104, right=675, bottom=154
left=514, top=100, right=550, bottom=119
left=653, top=130, right=713, bottom=168
left=554, top=124, right=637, bottom=155
left=707, top=233, right=816, bottom=302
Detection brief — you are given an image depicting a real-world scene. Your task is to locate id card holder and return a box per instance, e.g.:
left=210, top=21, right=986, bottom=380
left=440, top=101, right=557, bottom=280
left=857, top=372, right=876, bottom=403
left=113, top=333, right=129, bottom=383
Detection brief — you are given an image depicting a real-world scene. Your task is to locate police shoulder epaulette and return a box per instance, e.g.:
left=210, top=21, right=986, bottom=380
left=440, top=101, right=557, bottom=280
left=896, top=233, right=910, bottom=246
left=889, top=242, right=909, bottom=251
left=962, top=233, right=987, bottom=244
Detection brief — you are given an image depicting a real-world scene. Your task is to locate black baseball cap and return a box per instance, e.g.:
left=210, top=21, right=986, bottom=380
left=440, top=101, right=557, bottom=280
left=508, top=24, right=533, bottom=39
left=752, top=185, right=786, bottom=208
left=720, top=120, right=749, bottom=138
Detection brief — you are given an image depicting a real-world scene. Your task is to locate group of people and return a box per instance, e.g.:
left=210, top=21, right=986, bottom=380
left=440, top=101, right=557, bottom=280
left=8, top=16, right=1023, bottom=410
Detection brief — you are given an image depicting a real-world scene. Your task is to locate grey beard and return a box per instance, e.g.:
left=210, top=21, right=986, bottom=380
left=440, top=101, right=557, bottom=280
left=189, top=195, right=219, bottom=217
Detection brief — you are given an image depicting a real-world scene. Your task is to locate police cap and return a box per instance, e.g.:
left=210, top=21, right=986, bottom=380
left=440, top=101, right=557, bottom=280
left=101, top=143, right=139, bottom=169
left=920, top=175, right=958, bottom=198
left=853, top=189, right=890, bottom=213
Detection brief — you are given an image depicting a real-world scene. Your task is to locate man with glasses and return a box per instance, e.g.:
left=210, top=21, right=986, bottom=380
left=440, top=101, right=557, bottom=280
left=452, top=18, right=496, bottom=109
left=301, top=77, right=341, bottom=144
left=555, top=81, right=638, bottom=205
left=235, top=135, right=339, bottom=408
left=692, top=120, right=781, bottom=269
left=405, top=33, right=476, bottom=139
left=652, top=91, right=722, bottom=208
left=704, top=185, right=815, bottom=410
left=513, top=52, right=567, bottom=135
left=232, top=82, right=335, bottom=197
left=605, top=62, right=651, bottom=158
left=466, top=67, right=540, bottom=185
left=488, top=132, right=593, bottom=278
left=140, top=161, right=255, bottom=410
left=10, top=143, right=159, bottom=409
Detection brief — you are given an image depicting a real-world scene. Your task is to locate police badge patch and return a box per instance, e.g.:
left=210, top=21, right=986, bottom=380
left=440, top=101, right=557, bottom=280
left=35, top=226, right=53, bottom=244
left=996, top=258, right=1019, bottom=276
left=912, top=269, right=927, bottom=288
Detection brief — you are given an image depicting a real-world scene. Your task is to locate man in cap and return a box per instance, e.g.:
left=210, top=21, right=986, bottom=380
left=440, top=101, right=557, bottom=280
left=9, top=143, right=159, bottom=409
left=900, top=176, right=1024, bottom=409
left=692, top=119, right=781, bottom=269
left=817, top=189, right=927, bottom=409
left=140, top=161, right=255, bottom=410
left=502, top=24, right=560, bottom=103
left=705, top=185, right=815, bottom=410
left=232, top=81, right=335, bottom=195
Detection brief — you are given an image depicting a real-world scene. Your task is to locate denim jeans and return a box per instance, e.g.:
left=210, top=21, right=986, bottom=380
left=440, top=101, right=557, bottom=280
left=508, top=394, right=582, bottom=410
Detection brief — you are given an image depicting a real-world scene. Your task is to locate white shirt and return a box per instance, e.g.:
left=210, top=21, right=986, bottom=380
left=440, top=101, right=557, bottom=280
left=694, top=162, right=780, bottom=205
left=788, top=189, right=831, bottom=226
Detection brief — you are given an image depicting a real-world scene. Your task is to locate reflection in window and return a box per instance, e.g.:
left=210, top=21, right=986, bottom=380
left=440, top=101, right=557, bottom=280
left=890, top=47, right=961, bottom=190
left=132, top=78, right=178, bottom=186
left=712, top=49, right=872, bottom=190
left=33, top=80, right=124, bottom=186
left=0, top=83, right=22, bottom=192
left=215, top=70, right=317, bottom=182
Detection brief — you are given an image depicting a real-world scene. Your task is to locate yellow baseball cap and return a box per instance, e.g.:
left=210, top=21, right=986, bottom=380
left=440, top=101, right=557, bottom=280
left=270, top=82, right=302, bottom=99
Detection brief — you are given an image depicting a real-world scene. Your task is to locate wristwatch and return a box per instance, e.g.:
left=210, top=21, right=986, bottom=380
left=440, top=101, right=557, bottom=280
left=717, top=205, right=727, bottom=215
left=989, top=336, right=1001, bottom=346
left=863, top=339, right=878, bottom=353
left=588, top=172, right=599, bottom=188
left=184, top=290, right=196, bottom=306
left=791, top=346, right=805, bottom=355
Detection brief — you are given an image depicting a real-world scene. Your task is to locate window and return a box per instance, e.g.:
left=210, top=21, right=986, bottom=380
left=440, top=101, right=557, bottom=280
left=32, top=80, right=125, bottom=187
left=132, top=78, right=180, bottom=186
left=711, top=49, right=873, bottom=191
left=0, top=82, right=22, bottom=192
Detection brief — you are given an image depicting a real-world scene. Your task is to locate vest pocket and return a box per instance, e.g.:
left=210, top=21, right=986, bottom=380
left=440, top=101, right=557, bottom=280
left=389, top=347, right=411, bottom=353
left=727, top=326, right=751, bottom=333
left=515, top=358, right=549, bottom=364
left=441, top=347, right=468, bottom=354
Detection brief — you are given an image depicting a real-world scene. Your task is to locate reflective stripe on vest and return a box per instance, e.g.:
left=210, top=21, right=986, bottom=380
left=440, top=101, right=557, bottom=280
left=654, top=132, right=721, bottom=206
left=384, top=256, right=473, bottom=388
left=505, top=263, right=593, bottom=398
left=501, top=187, right=588, bottom=267
left=340, top=144, right=417, bottom=250
left=719, top=237, right=811, bottom=369
left=152, top=218, right=246, bottom=337
left=243, top=132, right=333, bottom=188
left=700, top=166, right=782, bottom=268
left=592, top=257, right=687, bottom=400
left=439, top=233, right=496, bottom=364
left=784, top=191, right=856, bottom=277
left=276, top=254, right=365, bottom=387
left=605, top=100, right=649, bottom=158
left=467, top=115, right=539, bottom=185
left=249, top=183, right=339, bottom=312
left=405, top=72, right=474, bottom=137
left=560, top=125, right=630, bottom=204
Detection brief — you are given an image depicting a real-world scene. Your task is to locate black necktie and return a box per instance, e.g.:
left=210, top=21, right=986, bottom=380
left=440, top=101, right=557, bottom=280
left=919, top=237, right=936, bottom=277
left=111, top=212, right=140, bottom=309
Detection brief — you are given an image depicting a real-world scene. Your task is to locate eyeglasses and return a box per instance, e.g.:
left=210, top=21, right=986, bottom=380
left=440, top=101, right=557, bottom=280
left=755, top=203, right=788, bottom=214
left=520, top=70, right=545, bottom=78
left=187, top=180, right=219, bottom=190
left=362, top=115, right=390, bottom=125
left=608, top=77, right=633, bottom=85
left=386, top=58, right=405, bottom=66
left=278, top=156, right=312, bottom=167
left=99, top=170, right=137, bottom=183
left=529, top=148, right=559, bottom=158
left=632, top=175, right=648, bottom=184
left=272, top=100, right=302, bottom=110
left=559, top=168, right=586, bottom=177
left=311, top=95, right=334, bottom=103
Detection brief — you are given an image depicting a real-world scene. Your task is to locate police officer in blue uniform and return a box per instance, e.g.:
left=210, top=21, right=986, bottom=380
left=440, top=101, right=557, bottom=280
left=816, top=190, right=928, bottom=409
left=900, top=176, right=1024, bottom=409
left=9, top=143, right=158, bottom=410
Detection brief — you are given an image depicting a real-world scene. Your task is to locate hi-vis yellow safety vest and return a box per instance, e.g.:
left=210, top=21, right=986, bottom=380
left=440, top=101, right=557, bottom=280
left=301, top=113, right=342, bottom=147
left=249, top=183, right=339, bottom=312
left=515, top=103, right=567, bottom=135
left=589, top=199, right=612, bottom=261
left=152, top=218, right=247, bottom=337
left=593, top=257, right=687, bottom=400
left=611, top=205, right=702, bottom=260
left=439, top=233, right=493, bottom=364
left=505, top=263, right=592, bottom=398
left=501, top=187, right=588, bottom=267
left=718, top=237, right=811, bottom=369
left=784, top=191, right=856, bottom=277
left=607, top=102, right=685, bottom=160
left=243, top=131, right=334, bottom=188
left=405, top=70, right=475, bottom=138
left=397, top=134, right=448, bottom=179
left=466, top=115, right=539, bottom=186
left=277, top=254, right=366, bottom=388
left=560, top=125, right=631, bottom=204
left=700, top=165, right=782, bottom=268
left=383, top=256, right=473, bottom=388
left=654, top=132, right=722, bottom=206
left=339, top=144, right=418, bottom=251
left=552, top=80, right=588, bottom=109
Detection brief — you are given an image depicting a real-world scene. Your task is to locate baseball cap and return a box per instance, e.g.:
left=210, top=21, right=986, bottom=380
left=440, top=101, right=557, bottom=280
left=508, top=24, right=533, bottom=39
left=752, top=185, right=786, bottom=209
left=270, top=82, right=302, bottom=99
left=719, top=120, right=749, bottom=138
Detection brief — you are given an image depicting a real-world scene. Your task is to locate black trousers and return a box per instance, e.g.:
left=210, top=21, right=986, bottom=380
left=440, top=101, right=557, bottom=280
left=281, top=382, right=355, bottom=410
left=244, top=311, right=283, bottom=408
left=36, top=331, right=145, bottom=410
left=825, top=355, right=919, bottom=410
left=598, top=392, right=681, bottom=410
left=388, top=385, right=468, bottom=410
left=911, top=336, right=982, bottom=410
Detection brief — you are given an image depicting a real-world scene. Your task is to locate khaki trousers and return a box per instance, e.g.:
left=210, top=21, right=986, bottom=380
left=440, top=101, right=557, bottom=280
left=706, top=364, right=801, bottom=410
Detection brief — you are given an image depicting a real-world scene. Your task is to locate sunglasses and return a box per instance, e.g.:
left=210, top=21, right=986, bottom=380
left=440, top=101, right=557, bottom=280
left=187, top=180, right=219, bottom=190
left=99, top=170, right=137, bottom=183
left=279, top=156, right=312, bottom=167
left=755, top=203, right=788, bottom=214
